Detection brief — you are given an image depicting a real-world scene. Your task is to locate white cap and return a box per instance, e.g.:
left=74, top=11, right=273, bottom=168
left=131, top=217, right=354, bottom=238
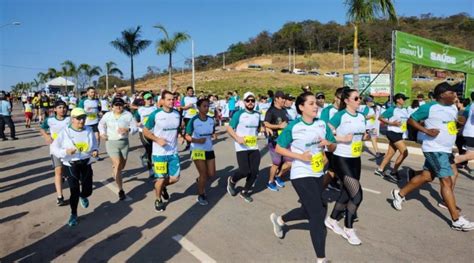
left=243, top=91, right=255, bottom=100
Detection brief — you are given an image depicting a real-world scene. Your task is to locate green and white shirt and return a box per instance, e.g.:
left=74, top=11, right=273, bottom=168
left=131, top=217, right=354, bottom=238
left=230, top=109, right=261, bottom=152
left=40, top=116, right=71, bottom=154
left=411, top=102, right=458, bottom=153
left=144, top=108, right=181, bottom=156
left=462, top=104, right=474, bottom=138
left=381, top=106, right=409, bottom=134
left=277, top=118, right=336, bottom=179
left=98, top=111, right=138, bottom=141
left=186, top=115, right=215, bottom=151
left=181, top=96, right=198, bottom=119
left=51, top=126, right=98, bottom=166
left=330, top=109, right=366, bottom=158
left=78, top=98, right=100, bottom=125
left=320, top=105, right=339, bottom=124
left=135, top=105, right=158, bottom=132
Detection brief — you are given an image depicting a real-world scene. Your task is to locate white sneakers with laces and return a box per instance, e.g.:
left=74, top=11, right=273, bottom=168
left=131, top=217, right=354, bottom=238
left=391, top=189, right=405, bottom=210
left=452, top=216, right=474, bottom=231
left=343, top=227, right=362, bottom=245
left=325, top=217, right=346, bottom=237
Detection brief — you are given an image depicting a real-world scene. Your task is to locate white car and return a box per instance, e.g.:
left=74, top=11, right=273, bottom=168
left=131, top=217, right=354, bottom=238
left=324, top=71, right=339, bottom=77
left=293, top=68, right=307, bottom=75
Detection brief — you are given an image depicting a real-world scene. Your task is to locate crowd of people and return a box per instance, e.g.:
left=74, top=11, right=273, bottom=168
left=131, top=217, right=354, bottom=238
left=3, top=81, right=474, bottom=262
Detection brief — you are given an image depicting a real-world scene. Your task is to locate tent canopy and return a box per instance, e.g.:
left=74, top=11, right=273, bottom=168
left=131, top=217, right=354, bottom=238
left=45, top=77, right=75, bottom=87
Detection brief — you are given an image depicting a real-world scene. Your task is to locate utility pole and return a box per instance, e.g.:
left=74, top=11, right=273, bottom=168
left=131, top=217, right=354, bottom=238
left=369, top=47, right=372, bottom=75
left=343, top=48, right=346, bottom=70
left=223, top=53, right=226, bottom=69
left=192, top=40, right=195, bottom=89
left=293, top=48, right=296, bottom=70
left=288, top=48, right=291, bottom=71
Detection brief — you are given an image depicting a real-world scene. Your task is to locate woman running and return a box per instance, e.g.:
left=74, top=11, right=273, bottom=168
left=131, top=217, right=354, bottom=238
left=135, top=93, right=158, bottom=177
left=269, top=92, right=336, bottom=263
left=325, top=88, right=367, bottom=246
left=51, top=108, right=99, bottom=226
left=185, top=98, right=217, bottom=205
left=98, top=98, right=138, bottom=200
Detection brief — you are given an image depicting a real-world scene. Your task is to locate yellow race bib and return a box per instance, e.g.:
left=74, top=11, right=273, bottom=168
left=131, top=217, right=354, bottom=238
left=447, top=121, right=457, bottom=135
left=277, top=130, right=282, bottom=136
left=351, top=141, right=363, bottom=157
left=192, top=150, right=206, bottom=161
left=369, top=117, right=375, bottom=125
left=154, top=162, right=168, bottom=174
left=188, top=108, right=197, bottom=116
left=400, top=122, right=407, bottom=132
left=75, top=142, right=89, bottom=153
left=244, top=136, right=257, bottom=147
left=311, top=152, right=324, bottom=173
left=51, top=132, right=58, bottom=140
left=87, top=113, right=97, bottom=120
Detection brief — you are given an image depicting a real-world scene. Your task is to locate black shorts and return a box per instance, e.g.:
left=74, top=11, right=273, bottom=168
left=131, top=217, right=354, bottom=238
left=88, top=124, right=99, bottom=133
left=325, top=151, right=334, bottom=172
left=386, top=131, right=404, bottom=144
left=464, top=136, right=474, bottom=151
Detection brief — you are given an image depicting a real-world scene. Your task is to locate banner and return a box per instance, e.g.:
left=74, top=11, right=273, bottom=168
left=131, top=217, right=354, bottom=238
left=343, top=73, right=391, bottom=97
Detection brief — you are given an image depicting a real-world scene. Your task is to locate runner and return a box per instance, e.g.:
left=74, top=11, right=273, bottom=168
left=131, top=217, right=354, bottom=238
left=39, top=100, right=70, bottom=206
left=78, top=87, right=100, bottom=145
left=374, top=93, right=410, bottom=181
left=285, top=94, right=298, bottom=121
left=325, top=88, right=367, bottom=245
left=143, top=90, right=182, bottom=212
left=185, top=98, right=217, bottom=205
left=226, top=91, right=261, bottom=203
left=455, top=92, right=474, bottom=166
left=98, top=98, right=138, bottom=200
left=39, top=91, right=50, bottom=122
left=391, top=82, right=474, bottom=231
left=264, top=90, right=291, bottom=191
left=180, top=86, right=198, bottom=151
left=100, top=93, right=111, bottom=117
left=51, top=108, right=99, bottom=226
left=24, top=97, right=33, bottom=128
left=135, top=93, right=158, bottom=177
left=269, top=91, right=336, bottom=263
left=359, top=96, right=383, bottom=158
left=315, top=92, right=329, bottom=119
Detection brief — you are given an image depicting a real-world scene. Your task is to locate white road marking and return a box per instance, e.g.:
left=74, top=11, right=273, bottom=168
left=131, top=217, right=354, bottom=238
left=172, top=234, right=216, bottom=263
left=362, top=187, right=381, bottom=194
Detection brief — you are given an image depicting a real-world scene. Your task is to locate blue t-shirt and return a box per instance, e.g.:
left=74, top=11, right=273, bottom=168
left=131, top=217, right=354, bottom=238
left=0, top=100, right=12, bottom=116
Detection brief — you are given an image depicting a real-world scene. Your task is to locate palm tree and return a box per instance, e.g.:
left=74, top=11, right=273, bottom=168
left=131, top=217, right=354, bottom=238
left=61, top=60, right=78, bottom=94
left=37, top=72, right=49, bottom=89
left=345, top=0, right=397, bottom=90
left=110, top=26, right=151, bottom=94
left=154, top=24, right=190, bottom=90
left=79, top=64, right=102, bottom=88
left=46, top=68, right=59, bottom=80
left=104, top=61, right=123, bottom=94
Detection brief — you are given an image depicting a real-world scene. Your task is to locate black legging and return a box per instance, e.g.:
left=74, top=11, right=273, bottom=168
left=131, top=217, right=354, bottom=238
left=139, top=132, right=153, bottom=170
left=330, top=155, right=363, bottom=228
left=231, top=150, right=261, bottom=191
left=0, top=115, right=16, bottom=138
left=65, top=159, right=93, bottom=215
left=282, top=176, right=327, bottom=258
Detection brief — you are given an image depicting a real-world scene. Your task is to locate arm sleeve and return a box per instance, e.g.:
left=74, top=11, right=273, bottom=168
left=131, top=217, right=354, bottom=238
left=77, top=99, right=85, bottom=109
left=40, top=118, right=50, bottom=131
left=362, top=106, right=369, bottom=116
left=329, top=110, right=343, bottom=129
left=381, top=106, right=394, bottom=119
left=144, top=110, right=158, bottom=130
left=129, top=115, right=139, bottom=135
left=320, top=107, right=330, bottom=123
left=133, top=110, right=141, bottom=122
left=230, top=110, right=242, bottom=129
left=463, top=104, right=471, bottom=119
left=51, top=131, right=67, bottom=158
left=98, top=113, right=107, bottom=135
left=264, top=107, right=273, bottom=123
left=276, top=124, right=293, bottom=148
left=325, top=123, right=336, bottom=143
left=185, top=117, right=195, bottom=135
left=410, top=103, right=432, bottom=122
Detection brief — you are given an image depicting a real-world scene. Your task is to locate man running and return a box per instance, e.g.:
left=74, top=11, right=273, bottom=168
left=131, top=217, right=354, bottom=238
left=391, top=82, right=474, bottom=231
left=135, top=93, right=158, bottom=177
left=143, top=90, right=182, bottom=212
left=181, top=86, right=198, bottom=151
left=78, top=87, right=100, bottom=145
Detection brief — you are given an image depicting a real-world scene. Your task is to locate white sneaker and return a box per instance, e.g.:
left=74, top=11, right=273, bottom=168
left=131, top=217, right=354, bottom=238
left=452, top=216, right=474, bottom=231
left=391, top=189, right=405, bottom=211
left=325, top=217, right=346, bottom=237
left=343, top=227, right=362, bottom=245
left=270, top=213, right=284, bottom=238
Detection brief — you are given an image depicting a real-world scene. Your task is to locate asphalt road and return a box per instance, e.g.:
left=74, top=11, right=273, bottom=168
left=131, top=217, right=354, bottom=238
left=1, top=104, right=473, bottom=262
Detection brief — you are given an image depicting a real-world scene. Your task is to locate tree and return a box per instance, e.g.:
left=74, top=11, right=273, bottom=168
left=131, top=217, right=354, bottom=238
left=104, top=61, right=123, bottom=94
left=78, top=64, right=102, bottom=88
left=154, top=24, right=190, bottom=90
left=46, top=68, right=60, bottom=80
left=61, top=60, right=78, bottom=94
left=345, top=0, right=397, bottom=90
left=110, top=26, right=151, bottom=94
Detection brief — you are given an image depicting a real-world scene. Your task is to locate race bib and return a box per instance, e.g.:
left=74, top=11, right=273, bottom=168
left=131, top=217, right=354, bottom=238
left=75, top=142, right=89, bottom=153
left=447, top=121, right=457, bottom=135
left=154, top=162, right=168, bottom=174
left=51, top=132, right=58, bottom=140
left=400, top=122, right=407, bottom=132
left=351, top=141, right=363, bottom=157
left=192, top=150, right=206, bottom=160
left=277, top=130, right=282, bottom=136
left=143, top=116, right=149, bottom=124
left=188, top=108, right=197, bottom=116
left=369, top=117, right=375, bottom=125
left=311, top=152, right=324, bottom=173
left=87, top=113, right=97, bottom=120
left=244, top=136, right=257, bottom=147
left=42, top=102, right=48, bottom=107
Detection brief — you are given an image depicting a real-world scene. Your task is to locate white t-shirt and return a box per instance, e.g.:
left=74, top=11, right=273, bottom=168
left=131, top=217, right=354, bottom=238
left=182, top=96, right=198, bottom=119
left=381, top=106, right=410, bottom=134
left=186, top=115, right=215, bottom=151
left=330, top=109, right=367, bottom=158
left=462, top=104, right=474, bottom=138
left=136, top=105, right=158, bottom=131
left=40, top=116, right=71, bottom=154
left=100, top=99, right=110, bottom=112
left=144, top=108, right=181, bottom=156
left=229, top=109, right=261, bottom=152
left=98, top=111, right=138, bottom=141
left=51, top=126, right=98, bottom=166
left=81, top=98, right=100, bottom=125
left=258, top=102, right=271, bottom=121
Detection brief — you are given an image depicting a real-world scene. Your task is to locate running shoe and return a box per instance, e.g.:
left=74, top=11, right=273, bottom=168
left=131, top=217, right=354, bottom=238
left=226, top=176, right=237, bottom=196
left=275, top=177, right=286, bottom=188
left=324, top=217, right=346, bottom=237
left=11, top=137, right=18, bottom=140
left=79, top=197, right=89, bottom=208
left=343, top=227, right=362, bottom=245
left=451, top=216, right=474, bottom=231
left=196, top=194, right=209, bottom=206
left=374, top=169, right=384, bottom=177
left=391, top=189, right=405, bottom=210
left=327, top=180, right=341, bottom=192
left=270, top=213, right=284, bottom=238
left=239, top=191, right=253, bottom=203
left=267, top=182, right=279, bottom=192
left=385, top=172, right=399, bottom=183
left=161, top=187, right=169, bottom=201
left=57, top=196, right=65, bottom=206
left=118, top=190, right=126, bottom=201
left=67, top=214, right=78, bottom=227
left=140, top=153, right=149, bottom=167
left=155, top=199, right=166, bottom=212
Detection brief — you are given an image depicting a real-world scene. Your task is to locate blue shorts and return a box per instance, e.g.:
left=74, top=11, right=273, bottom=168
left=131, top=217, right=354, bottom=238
left=152, top=154, right=180, bottom=178
left=423, top=152, right=453, bottom=178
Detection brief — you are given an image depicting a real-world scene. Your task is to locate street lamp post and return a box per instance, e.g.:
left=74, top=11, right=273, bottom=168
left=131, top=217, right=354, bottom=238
left=0, top=21, right=21, bottom=28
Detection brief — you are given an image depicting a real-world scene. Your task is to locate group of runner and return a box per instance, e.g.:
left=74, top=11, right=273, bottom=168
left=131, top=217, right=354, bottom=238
left=37, top=83, right=474, bottom=262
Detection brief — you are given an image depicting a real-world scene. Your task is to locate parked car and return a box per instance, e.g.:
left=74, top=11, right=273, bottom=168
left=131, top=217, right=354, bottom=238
left=412, top=75, right=433, bottom=81
left=266, top=67, right=275, bottom=72
left=247, top=64, right=262, bottom=71
left=293, top=68, right=307, bottom=75
left=280, top=68, right=290, bottom=73
left=324, top=71, right=339, bottom=77
left=308, top=70, right=321, bottom=76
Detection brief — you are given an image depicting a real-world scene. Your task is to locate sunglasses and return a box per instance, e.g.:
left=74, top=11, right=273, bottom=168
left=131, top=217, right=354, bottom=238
left=245, top=99, right=255, bottom=103
left=350, top=96, right=360, bottom=101
left=317, top=96, right=325, bottom=99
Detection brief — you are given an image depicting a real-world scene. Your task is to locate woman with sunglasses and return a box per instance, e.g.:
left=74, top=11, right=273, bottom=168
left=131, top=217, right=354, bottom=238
left=51, top=108, right=99, bottom=227
left=185, top=98, right=217, bottom=205
left=135, top=93, right=158, bottom=177
left=325, top=88, right=367, bottom=246
left=270, top=92, right=336, bottom=263
left=98, top=98, right=138, bottom=201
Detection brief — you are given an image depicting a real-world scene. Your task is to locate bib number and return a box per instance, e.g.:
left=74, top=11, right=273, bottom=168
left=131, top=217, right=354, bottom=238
left=369, top=117, right=375, bottom=125
left=188, top=108, right=197, bottom=116
left=75, top=142, right=89, bottom=153
left=51, top=132, right=58, bottom=140
left=311, top=153, right=324, bottom=173
left=447, top=121, right=457, bottom=135
left=42, top=102, right=48, bottom=107
left=154, top=162, right=168, bottom=174
left=244, top=136, right=257, bottom=147
left=400, top=122, right=407, bottom=132
left=87, top=113, right=97, bottom=120
left=192, top=150, right=206, bottom=160
left=351, top=141, right=363, bottom=157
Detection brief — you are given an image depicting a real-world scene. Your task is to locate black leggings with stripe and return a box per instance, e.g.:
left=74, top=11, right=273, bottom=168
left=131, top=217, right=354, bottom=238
left=66, top=160, right=93, bottom=215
